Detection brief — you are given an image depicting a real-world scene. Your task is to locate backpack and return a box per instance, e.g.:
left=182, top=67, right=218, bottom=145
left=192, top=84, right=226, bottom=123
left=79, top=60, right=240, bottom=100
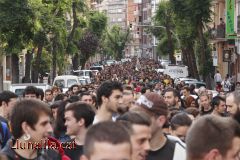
left=0, top=121, right=8, bottom=149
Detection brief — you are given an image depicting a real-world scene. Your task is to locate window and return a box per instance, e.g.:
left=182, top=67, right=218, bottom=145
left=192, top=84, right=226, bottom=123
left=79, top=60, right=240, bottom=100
left=143, top=11, right=148, bottom=20
left=54, top=80, right=65, bottom=88
left=139, top=16, right=142, bottom=23
left=67, top=79, right=78, bottom=88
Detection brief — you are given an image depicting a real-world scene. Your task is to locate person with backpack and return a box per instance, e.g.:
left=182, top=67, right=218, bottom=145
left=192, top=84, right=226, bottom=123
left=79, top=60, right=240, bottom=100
left=221, top=76, right=231, bottom=92
left=0, top=91, right=17, bottom=149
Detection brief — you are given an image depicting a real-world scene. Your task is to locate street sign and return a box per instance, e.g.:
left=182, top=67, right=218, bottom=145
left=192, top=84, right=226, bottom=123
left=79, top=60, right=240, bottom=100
left=223, top=50, right=231, bottom=62
left=176, top=54, right=182, bottom=61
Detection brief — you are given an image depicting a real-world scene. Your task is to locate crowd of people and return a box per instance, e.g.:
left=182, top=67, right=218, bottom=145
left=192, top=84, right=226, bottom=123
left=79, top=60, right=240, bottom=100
left=0, top=57, right=240, bottom=160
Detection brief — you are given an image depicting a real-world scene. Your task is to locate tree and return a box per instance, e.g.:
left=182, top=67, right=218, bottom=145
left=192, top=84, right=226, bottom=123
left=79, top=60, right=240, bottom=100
left=78, top=31, right=99, bottom=69
left=28, top=0, right=70, bottom=83
left=173, top=15, right=200, bottom=79
left=67, top=0, right=87, bottom=70
left=170, top=0, right=213, bottom=86
left=24, top=48, right=34, bottom=83
left=32, top=49, right=51, bottom=83
left=88, top=11, right=107, bottom=38
left=66, top=4, right=107, bottom=71
left=155, top=1, right=176, bottom=64
left=0, top=0, right=35, bottom=83
left=104, top=25, right=130, bottom=60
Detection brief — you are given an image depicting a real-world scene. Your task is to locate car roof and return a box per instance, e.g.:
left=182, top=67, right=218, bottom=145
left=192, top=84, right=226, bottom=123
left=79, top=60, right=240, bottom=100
left=11, top=83, right=50, bottom=86
left=54, top=75, right=78, bottom=78
left=185, top=81, right=206, bottom=84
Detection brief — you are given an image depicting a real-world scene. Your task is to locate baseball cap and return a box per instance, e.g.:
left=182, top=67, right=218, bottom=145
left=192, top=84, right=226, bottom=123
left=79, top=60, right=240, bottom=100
left=136, top=92, right=168, bottom=117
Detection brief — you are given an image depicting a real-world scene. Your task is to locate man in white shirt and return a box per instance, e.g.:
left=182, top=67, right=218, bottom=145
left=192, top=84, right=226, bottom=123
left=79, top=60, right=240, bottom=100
left=221, top=77, right=231, bottom=92
left=214, top=70, right=222, bottom=84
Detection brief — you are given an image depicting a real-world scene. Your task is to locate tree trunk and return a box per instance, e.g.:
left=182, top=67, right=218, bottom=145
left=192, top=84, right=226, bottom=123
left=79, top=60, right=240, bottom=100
left=166, top=26, right=175, bottom=64
left=181, top=44, right=200, bottom=80
left=68, top=2, right=79, bottom=73
left=189, top=47, right=199, bottom=80
left=24, top=49, right=34, bottom=83
left=182, top=48, right=188, bottom=66
left=182, top=47, right=193, bottom=77
left=11, top=54, right=19, bottom=83
left=197, top=24, right=206, bottom=74
left=68, top=2, right=78, bottom=42
left=72, top=53, right=79, bottom=70
left=80, top=53, right=87, bottom=70
left=33, top=42, right=44, bottom=83
left=52, top=38, right=57, bottom=83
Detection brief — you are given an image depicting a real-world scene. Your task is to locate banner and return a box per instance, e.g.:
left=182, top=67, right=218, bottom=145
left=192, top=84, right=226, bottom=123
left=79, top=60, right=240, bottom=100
left=212, top=51, right=218, bottom=66
left=226, top=0, right=236, bottom=39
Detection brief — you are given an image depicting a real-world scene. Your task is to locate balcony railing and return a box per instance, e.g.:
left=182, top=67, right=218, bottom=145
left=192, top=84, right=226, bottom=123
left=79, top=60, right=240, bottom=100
left=216, top=24, right=225, bottom=38
left=210, top=24, right=225, bottom=39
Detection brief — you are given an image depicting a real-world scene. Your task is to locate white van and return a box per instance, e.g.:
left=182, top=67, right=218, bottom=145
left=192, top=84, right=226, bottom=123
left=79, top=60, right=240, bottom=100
left=10, top=83, right=52, bottom=97
left=163, top=65, right=188, bottom=79
left=73, top=70, right=92, bottom=78
left=53, top=75, right=79, bottom=93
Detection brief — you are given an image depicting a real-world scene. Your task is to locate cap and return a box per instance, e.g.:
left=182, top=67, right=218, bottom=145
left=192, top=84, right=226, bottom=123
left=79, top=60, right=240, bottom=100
left=136, top=92, right=168, bottom=116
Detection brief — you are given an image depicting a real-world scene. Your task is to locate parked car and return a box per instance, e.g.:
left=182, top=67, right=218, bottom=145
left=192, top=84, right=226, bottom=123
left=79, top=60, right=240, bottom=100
left=73, top=70, right=92, bottom=78
left=72, top=70, right=92, bottom=83
left=185, top=81, right=206, bottom=89
left=79, top=78, right=88, bottom=85
left=53, top=75, right=79, bottom=93
left=174, top=77, right=198, bottom=85
left=10, top=83, right=52, bottom=97
left=90, top=66, right=104, bottom=71
left=155, top=68, right=165, bottom=73
left=106, top=60, right=116, bottom=66
left=159, top=59, right=170, bottom=68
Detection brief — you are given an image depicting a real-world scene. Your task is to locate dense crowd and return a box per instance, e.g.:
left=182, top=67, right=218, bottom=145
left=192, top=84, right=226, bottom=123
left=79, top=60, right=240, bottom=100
left=0, top=57, right=240, bottom=160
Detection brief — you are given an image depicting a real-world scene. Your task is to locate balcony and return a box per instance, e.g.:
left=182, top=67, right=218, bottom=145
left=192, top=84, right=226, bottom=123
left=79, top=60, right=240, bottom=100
left=216, top=24, right=225, bottom=38
left=210, top=24, right=226, bottom=42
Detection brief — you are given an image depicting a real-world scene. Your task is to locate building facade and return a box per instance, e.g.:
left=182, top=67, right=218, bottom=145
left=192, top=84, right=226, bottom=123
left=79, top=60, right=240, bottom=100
left=91, top=0, right=127, bottom=29
left=210, top=0, right=240, bottom=83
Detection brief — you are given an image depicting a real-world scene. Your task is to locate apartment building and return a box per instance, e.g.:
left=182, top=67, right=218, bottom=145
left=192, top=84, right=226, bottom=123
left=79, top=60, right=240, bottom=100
left=126, top=0, right=160, bottom=58
left=91, top=0, right=161, bottom=58
left=210, top=0, right=240, bottom=82
left=126, top=0, right=142, bottom=57
left=91, top=0, right=127, bottom=29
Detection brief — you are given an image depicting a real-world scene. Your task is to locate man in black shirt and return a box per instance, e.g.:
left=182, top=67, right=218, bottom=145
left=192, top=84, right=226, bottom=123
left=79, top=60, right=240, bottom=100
left=133, top=92, right=186, bottom=160
left=64, top=102, right=95, bottom=160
